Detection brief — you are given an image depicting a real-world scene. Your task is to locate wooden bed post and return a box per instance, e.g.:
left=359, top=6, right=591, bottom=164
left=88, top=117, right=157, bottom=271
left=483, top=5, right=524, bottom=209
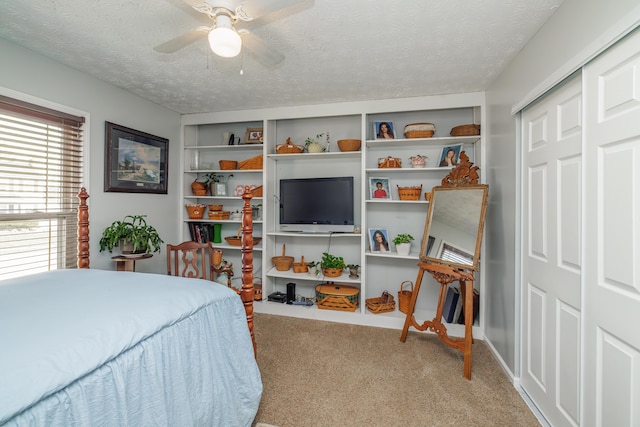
left=241, top=186, right=256, bottom=356
left=77, top=187, right=90, bottom=269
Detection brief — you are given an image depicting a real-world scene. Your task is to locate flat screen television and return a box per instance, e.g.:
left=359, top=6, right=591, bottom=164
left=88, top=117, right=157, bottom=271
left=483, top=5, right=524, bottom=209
left=279, top=176, right=355, bottom=233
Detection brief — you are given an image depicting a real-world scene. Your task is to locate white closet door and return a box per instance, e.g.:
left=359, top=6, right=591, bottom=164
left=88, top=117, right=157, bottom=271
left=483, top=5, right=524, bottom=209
left=583, top=28, right=640, bottom=427
left=521, top=74, right=582, bottom=427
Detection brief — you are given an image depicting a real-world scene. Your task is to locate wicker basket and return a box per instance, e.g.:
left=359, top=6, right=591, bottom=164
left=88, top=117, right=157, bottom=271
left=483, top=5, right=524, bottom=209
left=208, top=204, right=223, bottom=212
left=224, top=235, right=262, bottom=246
left=292, top=256, right=309, bottom=273
left=208, top=210, right=230, bottom=220
left=185, top=204, right=206, bottom=219
left=191, top=180, right=208, bottom=196
left=398, top=281, right=413, bottom=314
left=250, top=185, right=263, bottom=197
left=378, top=156, right=402, bottom=168
left=450, top=124, right=480, bottom=136
left=276, top=138, right=304, bottom=154
left=337, top=139, right=361, bottom=152
left=238, top=154, right=263, bottom=170
left=397, top=185, right=422, bottom=200
left=253, top=277, right=263, bottom=301
left=404, top=123, right=436, bottom=138
left=366, top=291, right=396, bottom=314
left=316, top=283, right=359, bottom=312
left=272, top=244, right=294, bottom=271
left=219, top=160, right=238, bottom=170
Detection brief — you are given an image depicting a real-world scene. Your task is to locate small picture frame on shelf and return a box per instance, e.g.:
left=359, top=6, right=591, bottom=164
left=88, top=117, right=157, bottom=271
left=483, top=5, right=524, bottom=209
left=245, top=128, right=263, bottom=144
left=214, top=183, right=227, bottom=196
left=369, top=177, right=391, bottom=199
left=368, top=228, right=390, bottom=252
left=373, top=121, right=395, bottom=140
left=438, top=144, right=462, bottom=167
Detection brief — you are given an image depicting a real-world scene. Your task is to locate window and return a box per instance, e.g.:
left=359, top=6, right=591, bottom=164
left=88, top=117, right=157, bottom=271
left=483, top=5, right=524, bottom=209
left=0, top=95, right=85, bottom=280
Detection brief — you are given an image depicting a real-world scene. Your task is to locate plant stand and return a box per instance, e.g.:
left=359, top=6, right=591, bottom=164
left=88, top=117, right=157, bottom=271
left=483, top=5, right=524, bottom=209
left=111, top=253, right=152, bottom=272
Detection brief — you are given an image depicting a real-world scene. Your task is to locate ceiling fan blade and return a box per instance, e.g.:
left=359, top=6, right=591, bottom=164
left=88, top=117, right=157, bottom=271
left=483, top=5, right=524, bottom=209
left=240, top=30, right=285, bottom=66
left=239, top=0, right=305, bottom=20
left=153, top=26, right=210, bottom=53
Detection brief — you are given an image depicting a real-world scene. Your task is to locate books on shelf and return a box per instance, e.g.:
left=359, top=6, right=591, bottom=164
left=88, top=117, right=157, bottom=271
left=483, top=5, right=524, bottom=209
left=456, top=288, right=480, bottom=325
left=188, top=222, right=214, bottom=243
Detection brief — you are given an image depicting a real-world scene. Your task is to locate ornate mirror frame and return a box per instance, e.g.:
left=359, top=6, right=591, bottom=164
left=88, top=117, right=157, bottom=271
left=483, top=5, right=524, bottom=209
left=419, top=152, right=488, bottom=271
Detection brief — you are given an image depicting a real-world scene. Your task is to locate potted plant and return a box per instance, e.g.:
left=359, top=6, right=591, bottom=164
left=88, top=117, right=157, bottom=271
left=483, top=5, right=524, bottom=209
left=203, top=172, right=233, bottom=196
left=99, top=215, right=164, bottom=254
left=320, top=252, right=346, bottom=277
left=307, top=261, right=321, bottom=276
left=304, top=132, right=328, bottom=153
left=393, top=233, right=414, bottom=256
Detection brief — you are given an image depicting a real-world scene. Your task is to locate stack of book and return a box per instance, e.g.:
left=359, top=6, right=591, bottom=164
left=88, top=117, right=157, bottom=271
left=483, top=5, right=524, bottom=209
left=441, top=285, right=480, bottom=325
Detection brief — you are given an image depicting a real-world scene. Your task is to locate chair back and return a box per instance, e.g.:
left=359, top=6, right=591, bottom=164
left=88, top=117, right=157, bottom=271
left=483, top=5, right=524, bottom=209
left=166, top=241, right=214, bottom=280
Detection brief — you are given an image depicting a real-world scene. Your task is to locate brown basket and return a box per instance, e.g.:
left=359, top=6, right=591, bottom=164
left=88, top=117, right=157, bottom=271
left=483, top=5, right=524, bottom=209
left=253, top=277, right=263, bottom=301
left=219, top=160, right=238, bottom=170
left=316, top=283, right=359, bottom=312
left=404, top=123, right=436, bottom=138
left=397, top=185, right=422, bottom=200
left=191, top=180, right=208, bottom=196
left=276, top=138, right=304, bottom=154
left=337, top=139, right=361, bottom=152
left=292, top=256, right=309, bottom=273
left=185, top=204, right=206, bottom=219
left=366, top=291, right=396, bottom=314
left=450, top=124, right=480, bottom=136
left=272, top=244, right=294, bottom=271
left=238, top=154, right=263, bottom=170
left=224, top=235, right=262, bottom=246
left=208, top=204, right=223, bottom=211
left=378, top=156, right=402, bottom=168
left=398, top=281, right=413, bottom=314
left=250, top=185, right=263, bottom=197
left=208, top=210, right=230, bottom=220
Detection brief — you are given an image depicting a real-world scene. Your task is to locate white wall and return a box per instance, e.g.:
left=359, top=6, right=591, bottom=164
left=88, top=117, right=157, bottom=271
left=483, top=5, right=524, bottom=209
left=484, top=0, right=640, bottom=376
left=0, top=38, right=182, bottom=273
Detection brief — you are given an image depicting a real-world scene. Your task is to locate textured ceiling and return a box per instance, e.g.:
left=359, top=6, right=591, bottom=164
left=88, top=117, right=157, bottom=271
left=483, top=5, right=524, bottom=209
left=0, top=0, right=563, bottom=114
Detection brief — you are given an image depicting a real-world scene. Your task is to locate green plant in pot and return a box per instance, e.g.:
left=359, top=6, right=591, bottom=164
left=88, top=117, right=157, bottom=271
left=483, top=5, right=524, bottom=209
left=304, top=132, right=327, bottom=153
left=392, top=233, right=414, bottom=256
left=99, top=215, right=164, bottom=254
left=320, top=252, right=346, bottom=278
left=203, top=172, right=233, bottom=196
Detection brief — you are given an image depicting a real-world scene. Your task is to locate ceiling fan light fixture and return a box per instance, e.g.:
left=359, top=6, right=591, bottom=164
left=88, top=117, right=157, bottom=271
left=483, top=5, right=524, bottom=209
left=208, top=15, right=242, bottom=58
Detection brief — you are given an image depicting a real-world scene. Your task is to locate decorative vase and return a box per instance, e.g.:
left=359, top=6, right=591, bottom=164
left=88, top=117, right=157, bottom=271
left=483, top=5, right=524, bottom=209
left=213, top=223, right=222, bottom=243
left=396, top=243, right=411, bottom=256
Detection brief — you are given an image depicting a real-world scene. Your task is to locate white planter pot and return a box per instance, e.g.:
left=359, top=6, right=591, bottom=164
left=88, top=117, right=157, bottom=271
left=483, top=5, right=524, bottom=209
left=396, top=243, right=411, bottom=256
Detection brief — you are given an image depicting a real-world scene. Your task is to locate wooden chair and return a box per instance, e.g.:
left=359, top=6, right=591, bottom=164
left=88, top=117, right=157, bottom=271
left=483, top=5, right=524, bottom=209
left=166, top=241, right=214, bottom=280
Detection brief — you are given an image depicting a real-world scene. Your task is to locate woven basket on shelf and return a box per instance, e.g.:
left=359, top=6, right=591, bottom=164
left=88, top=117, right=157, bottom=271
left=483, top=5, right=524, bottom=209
left=208, top=204, right=223, bottom=212
left=208, top=210, right=230, bottom=220
left=397, top=185, right=422, bottom=200
left=316, top=283, right=359, bottom=312
left=191, top=180, right=207, bottom=196
left=238, top=154, right=263, bottom=170
left=272, top=244, right=294, bottom=271
left=253, top=277, right=263, bottom=301
left=276, top=138, right=304, bottom=154
left=398, top=281, right=414, bottom=314
left=292, top=256, right=309, bottom=273
left=250, top=185, right=263, bottom=197
left=404, top=123, right=435, bottom=138
left=366, top=291, right=395, bottom=314
left=185, top=204, right=206, bottom=219
left=219, top=160, right=238, bottom=170
left=450, top=124, right=480, bottom=136
left=378, top=156, right=402, bottom=168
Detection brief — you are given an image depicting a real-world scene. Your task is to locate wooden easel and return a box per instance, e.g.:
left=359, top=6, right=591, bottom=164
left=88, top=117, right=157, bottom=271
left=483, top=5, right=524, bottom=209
left=400, top=263, right=476, bottom=379
left=399, top=152, right=484, bottom=380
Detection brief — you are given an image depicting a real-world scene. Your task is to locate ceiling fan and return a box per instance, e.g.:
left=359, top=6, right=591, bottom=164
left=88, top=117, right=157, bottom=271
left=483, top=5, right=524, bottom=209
left=154, top=0, right=305, bottom=66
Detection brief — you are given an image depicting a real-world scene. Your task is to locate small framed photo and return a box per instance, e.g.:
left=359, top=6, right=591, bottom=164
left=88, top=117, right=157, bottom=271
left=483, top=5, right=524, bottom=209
left=245, top=127, right=263, bottom=144
left=368, top=228, right=390, bottom=252
left=438, top=144, right=462, bottom=167
left=214, top=183, right=227, bottom=196
left=369, top=177, right=390, bottom=199
left=104, top=122, right=168, bottom=194
left=373, top=121, right=395, bottom=140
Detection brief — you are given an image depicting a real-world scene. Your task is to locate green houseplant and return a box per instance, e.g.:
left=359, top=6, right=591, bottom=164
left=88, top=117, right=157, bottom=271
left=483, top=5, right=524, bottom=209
left=99, top=215, right=164, bottom=254
left=320, top=252, right=346, bottom=277
left=392, top=233, right=414, bottom=256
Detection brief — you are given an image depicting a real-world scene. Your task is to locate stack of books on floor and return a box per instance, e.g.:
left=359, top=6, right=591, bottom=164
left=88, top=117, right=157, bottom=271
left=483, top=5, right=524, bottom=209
left=442, top=285, right=480, bottom=325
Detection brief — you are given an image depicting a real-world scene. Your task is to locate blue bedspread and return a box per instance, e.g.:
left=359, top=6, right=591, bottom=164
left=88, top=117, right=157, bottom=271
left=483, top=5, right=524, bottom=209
left=0, top=269, right=262, bottom=426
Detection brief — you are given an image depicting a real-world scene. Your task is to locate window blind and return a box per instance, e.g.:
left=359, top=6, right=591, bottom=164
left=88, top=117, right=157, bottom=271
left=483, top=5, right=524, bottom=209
left=0, top=95, right=85, bottom=280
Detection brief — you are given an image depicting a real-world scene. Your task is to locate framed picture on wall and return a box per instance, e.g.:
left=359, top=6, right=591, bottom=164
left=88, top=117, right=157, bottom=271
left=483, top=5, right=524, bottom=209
left=104, top=122, right=168, bottom=194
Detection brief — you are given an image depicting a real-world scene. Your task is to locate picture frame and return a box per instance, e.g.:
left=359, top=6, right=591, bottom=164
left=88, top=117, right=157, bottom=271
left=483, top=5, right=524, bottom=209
left=245, top=127, right=263, bottom=144
left=368, top=228, right=390, bottom=252
left=438, top=144, right=462, bottom=167
left=104, top=122, right=168, bottom=194
left=369, top=177, right=391, bottom=199
left=373, top=121, right=395, bottom=140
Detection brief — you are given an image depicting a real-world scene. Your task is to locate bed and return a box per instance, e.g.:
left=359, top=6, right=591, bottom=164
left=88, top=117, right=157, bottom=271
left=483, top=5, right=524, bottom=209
left=0, top=188, right=262, bottom=426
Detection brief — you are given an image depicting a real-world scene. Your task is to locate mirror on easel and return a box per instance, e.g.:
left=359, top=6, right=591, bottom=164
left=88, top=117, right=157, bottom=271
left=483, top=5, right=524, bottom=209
left=420, top=184, right=488, bottom=271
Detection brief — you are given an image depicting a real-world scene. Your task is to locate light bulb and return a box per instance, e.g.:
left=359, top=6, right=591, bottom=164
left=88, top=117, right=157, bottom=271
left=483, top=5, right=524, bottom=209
left=208, top=15, right=241, bottom=58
